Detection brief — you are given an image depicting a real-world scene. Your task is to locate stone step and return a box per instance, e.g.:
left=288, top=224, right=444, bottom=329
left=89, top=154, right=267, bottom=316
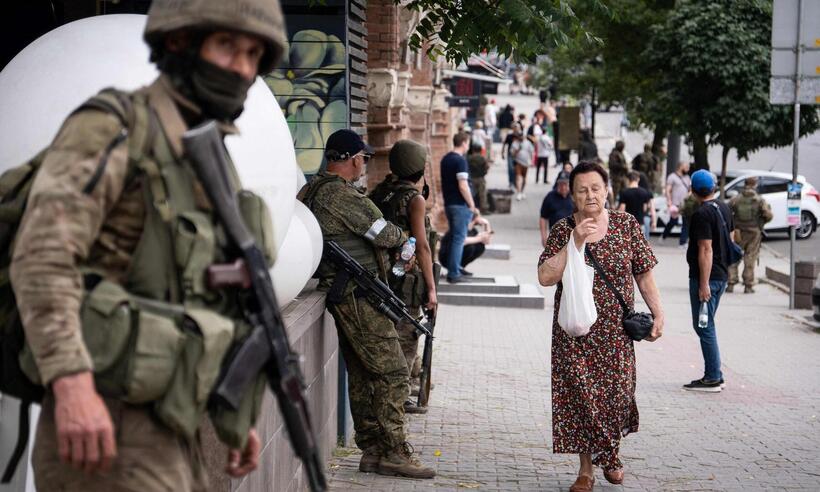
left=439, top=283, right=545, bottom=309
left=438, top=275, right=520, bottom=294
left=483, top=244, right=511, bottom=260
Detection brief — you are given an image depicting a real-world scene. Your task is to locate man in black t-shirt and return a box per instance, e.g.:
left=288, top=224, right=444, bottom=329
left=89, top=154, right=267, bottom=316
left=618, top=171, right=655, bottom=238
left=684, top=170, right=733, bottom=393
left=539, top=177, right=573, bottom=246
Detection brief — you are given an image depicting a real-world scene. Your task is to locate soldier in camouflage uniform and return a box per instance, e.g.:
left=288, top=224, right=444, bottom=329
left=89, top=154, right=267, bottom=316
left=9, top=1, right=287, bottom=489
left=298, top=130, right=435, bottom=479
left=728, top=176, right=773, bottom=293
left=369, top=140, right=438, bottom=415
left=608, top=140, right=628, bottom=206
left=631, top=143, right=660, bottom=192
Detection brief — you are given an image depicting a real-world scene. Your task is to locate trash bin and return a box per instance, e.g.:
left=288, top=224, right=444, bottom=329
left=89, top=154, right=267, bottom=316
left=488, top=189, right=513, bottom=214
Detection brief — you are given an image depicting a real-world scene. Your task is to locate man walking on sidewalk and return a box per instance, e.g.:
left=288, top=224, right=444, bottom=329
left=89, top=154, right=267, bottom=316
left=441, top=133, right=479, bottom=283
left=684, top=170, right=732, bottom=393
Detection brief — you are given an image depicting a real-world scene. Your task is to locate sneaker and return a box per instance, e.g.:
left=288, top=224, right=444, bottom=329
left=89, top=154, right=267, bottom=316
left=446, top=276, right=464, bottom=284
left=459, top=268, right=474, bottom=277
left=683, top=378, right=722, bottom=392
left=377, top=442, right=435, bottom=479
left=718, top=378, right=726, bottom=389
left=359, top=447, right=381, bottom=473
left=515, top=193, right=523, bottom=201
left=404, top=399, right=428, bottom=414
left=521, top=192, right=526, bottom=200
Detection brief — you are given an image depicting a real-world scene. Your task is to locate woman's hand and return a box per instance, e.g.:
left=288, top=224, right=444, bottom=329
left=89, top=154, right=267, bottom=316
left=572, top=217, right=598, bottom=249
left=645, top=315, right=664, bottom=342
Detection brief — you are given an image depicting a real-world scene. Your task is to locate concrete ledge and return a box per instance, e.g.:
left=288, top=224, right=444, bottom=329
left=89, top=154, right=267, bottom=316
left=483, top=244, right=511, bottom=260
left=438, top=275, right=519, bottom=294
left=439, top=283, right=544, bottom=309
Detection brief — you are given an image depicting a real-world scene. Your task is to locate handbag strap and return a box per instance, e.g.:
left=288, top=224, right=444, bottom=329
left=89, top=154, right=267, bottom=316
left=585, top=246, right=631, bottom=317
left=566, top=215, right=630, bottom=316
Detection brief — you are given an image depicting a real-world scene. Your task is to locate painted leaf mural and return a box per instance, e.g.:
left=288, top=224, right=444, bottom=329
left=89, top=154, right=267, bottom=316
left=265, top=20, right=349, bottom=175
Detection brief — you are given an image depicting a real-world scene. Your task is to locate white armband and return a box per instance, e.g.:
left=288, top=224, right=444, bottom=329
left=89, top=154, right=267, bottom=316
left=364, top=218, right=388, bottom=241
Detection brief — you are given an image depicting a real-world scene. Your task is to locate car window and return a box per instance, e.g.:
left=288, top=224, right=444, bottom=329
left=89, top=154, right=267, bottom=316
left=758, top=177, right=789, bottom=194
left=727, top=180, right=744, bottom=194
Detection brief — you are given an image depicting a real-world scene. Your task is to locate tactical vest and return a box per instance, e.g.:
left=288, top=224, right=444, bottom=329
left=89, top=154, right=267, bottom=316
left=733, top=190, right=760, bottom=227
left=369, top=177, right=437, bottom=307
left=10, top=88, right=269, bottom=450
left=299, top=173, right=384, bottom=283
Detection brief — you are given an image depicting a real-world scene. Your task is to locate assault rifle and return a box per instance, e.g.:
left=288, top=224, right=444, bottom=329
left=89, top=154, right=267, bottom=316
left=182, top=121, right=326, bottom=492
left=323, top=241, right=431, bottom=341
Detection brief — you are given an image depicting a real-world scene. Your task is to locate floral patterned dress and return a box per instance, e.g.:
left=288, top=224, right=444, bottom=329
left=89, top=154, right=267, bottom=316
left=538, top=210, right=657, bottom=470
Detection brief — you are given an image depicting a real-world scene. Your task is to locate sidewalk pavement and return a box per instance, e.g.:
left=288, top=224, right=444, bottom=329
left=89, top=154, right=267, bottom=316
left=327, top=134, right=820, bottom=491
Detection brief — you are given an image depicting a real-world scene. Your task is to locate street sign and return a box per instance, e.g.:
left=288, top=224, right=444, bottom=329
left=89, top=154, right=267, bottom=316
left=787, top=182, right=803, bottom=226
left=769, top=0, right=820, bottom=105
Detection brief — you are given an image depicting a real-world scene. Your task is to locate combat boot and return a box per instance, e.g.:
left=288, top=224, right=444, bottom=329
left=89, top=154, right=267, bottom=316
left=359, top=446, right=381, bottom=473
left=744, top=285, right=755, bottom=294
left=726, top=284, right=734, bottom=293
left=404, top=399, right=428, bottom=414
left=377, top=442, right=436, bottom=479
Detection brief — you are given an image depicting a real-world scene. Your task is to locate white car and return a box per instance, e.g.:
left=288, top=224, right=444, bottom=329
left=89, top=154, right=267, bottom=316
left=653, top=170, right=820, bottom=239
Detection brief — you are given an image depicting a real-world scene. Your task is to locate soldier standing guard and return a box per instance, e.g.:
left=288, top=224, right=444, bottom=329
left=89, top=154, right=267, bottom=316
left=369, top=140, right=438, bottom=414
left=608, top=140, right=628, bottom=206
left=728, top=176, right=773, bottom=293
left=9, top=1, right=287, bottom=489
left=298, top=130, right=436, bottom=479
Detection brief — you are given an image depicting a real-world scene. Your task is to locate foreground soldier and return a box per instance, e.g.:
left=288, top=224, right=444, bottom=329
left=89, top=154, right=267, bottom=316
left=298, top=130, right=435, bottom=478
left=9, top=1, right=287, bottom=489
left=369, top=140, right=438, bottom=414
left=728, top=176, right=772, bottom=293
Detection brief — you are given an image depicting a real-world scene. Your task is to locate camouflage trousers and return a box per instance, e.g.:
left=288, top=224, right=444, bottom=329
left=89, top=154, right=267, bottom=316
left=328, top=292, right=409, bottom=452
left=473, top=176, right=488, bottom=214
left=32, top=394, right=207, bottom=492
left=611, top=173, right=627, bottom=206
left=729, top=227, right=762, bottom=287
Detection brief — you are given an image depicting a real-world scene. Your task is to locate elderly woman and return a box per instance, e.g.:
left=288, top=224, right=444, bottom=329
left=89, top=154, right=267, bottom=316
left=537, top=161, right=664, bottom=492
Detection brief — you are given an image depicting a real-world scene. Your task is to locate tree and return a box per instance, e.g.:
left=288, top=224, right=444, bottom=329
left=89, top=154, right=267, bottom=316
left=644, top=0, right=819, bottom=184
left=401, top=0, right=609, bottom=64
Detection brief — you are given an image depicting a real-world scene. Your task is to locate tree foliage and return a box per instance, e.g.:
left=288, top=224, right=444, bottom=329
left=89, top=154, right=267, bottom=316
left=400, top=0, right=609, bottom=64
left=644, top=0, right=819, bottom=169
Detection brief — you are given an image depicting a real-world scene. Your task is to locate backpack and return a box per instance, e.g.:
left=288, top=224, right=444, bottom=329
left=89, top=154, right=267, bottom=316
left=0, top=88, right=156, bottom=483
left=733, top=193, right=758, bottom=224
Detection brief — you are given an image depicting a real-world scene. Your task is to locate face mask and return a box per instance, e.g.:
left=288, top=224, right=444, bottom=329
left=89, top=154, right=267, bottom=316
left=190, top=58, right=254, bottom=121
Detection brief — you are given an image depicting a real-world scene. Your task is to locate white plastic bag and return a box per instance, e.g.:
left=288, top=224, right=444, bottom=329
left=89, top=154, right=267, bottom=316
left=558, top=240, right=597, bottom=337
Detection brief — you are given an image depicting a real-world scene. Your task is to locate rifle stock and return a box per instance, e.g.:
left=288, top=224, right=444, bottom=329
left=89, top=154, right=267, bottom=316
left=182, top=121, right=326, bottom=492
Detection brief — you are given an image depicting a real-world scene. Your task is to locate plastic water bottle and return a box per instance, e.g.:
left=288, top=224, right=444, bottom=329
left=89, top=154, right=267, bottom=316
left=392, top=238, right=416, bottom=277
left=698, top=302, right=709, bottom=329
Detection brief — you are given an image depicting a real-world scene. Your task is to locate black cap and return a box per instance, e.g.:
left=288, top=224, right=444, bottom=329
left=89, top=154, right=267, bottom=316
left=325, top=129, right=374, bottom=161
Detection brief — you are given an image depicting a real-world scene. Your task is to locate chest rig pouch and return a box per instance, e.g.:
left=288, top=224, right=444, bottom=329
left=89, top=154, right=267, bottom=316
left=20, top=90, right=271, bottom=449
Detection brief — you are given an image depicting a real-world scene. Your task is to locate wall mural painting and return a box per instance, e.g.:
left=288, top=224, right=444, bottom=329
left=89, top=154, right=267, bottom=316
left=265, top=11, right=348, bottom=175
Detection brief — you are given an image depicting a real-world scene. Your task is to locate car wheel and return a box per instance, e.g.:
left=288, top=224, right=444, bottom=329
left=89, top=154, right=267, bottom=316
left=796, top=211, right=816, bottom=239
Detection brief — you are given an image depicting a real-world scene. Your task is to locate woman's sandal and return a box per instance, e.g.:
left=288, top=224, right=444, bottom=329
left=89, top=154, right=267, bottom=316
left=603, top=468, right=624, bottom=485
left=569, top=473, right=595, bottom=492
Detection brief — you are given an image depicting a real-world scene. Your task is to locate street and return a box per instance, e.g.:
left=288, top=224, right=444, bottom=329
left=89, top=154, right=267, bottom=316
left=328, top=117, right=820, bottom=490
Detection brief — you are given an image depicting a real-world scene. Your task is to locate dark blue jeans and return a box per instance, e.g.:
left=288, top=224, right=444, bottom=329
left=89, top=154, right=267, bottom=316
left=688, top=278, right=726, bottom=381
left=444, top=205, right=473, bottom=280
left=507, top=154, right=516, bottom=187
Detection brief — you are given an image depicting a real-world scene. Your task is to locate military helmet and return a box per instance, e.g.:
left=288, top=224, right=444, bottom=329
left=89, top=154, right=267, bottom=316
left=144, top=0, right=287, bottom=74
left=389, top=140, right=427, bottom=178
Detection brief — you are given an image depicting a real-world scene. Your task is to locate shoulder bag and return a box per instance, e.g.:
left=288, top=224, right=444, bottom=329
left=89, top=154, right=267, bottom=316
left=585, top=247, right=654, bottom=341
left=708, top=201, right=743, bottom=266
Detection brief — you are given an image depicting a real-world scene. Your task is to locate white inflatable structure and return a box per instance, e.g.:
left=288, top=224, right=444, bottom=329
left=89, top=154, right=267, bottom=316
left=0, top=14, right=322, bottom=306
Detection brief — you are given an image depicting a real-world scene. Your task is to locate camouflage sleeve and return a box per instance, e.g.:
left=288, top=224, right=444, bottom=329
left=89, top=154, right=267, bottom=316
left=10, top=109, right=130, bottom=385
left=760, top=199, right=774, bottom=223
left=321, top=186, right=406, bottom=248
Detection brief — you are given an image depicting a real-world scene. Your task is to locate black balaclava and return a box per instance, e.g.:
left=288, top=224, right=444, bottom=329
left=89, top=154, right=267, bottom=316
left=155, top=34, right=254, bottom=122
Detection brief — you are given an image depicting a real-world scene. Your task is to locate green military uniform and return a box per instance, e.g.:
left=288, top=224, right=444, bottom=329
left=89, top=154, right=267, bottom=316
left=368, top=141, right=436, bottom=396
left=298, top=171, right=410, bottom=454
left=8, top=1, right=286, bottom=489
left=608, top=148, right=628, bottom=205
left=632, top=148, right=660, bottom=192
left=467, top=153, right=489, bottom=214
left=729, top=186, right=773, bottom=291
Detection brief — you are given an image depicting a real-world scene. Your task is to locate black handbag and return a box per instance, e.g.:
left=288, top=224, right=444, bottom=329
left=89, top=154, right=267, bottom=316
left=585, top=247, right=654, bottom=341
